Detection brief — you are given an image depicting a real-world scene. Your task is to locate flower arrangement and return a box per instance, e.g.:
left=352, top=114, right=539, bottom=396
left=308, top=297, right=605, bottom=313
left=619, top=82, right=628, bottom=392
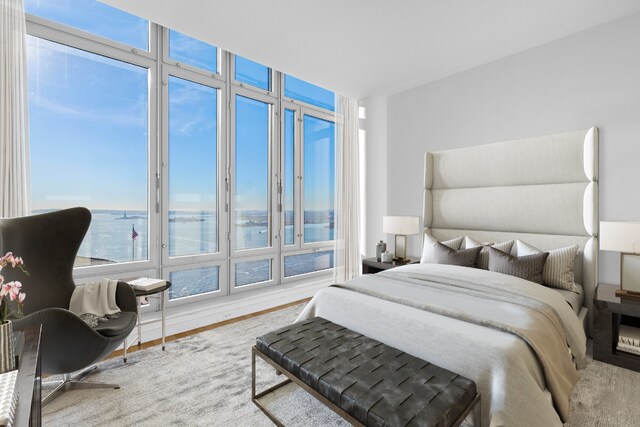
left=0, top=252, right=27, bottom=325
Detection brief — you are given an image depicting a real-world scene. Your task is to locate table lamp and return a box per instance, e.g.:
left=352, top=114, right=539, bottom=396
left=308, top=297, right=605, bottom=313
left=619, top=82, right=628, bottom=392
left=600, top=221, right=640, bottom=297
left=383, top=216, right=419, bottom=262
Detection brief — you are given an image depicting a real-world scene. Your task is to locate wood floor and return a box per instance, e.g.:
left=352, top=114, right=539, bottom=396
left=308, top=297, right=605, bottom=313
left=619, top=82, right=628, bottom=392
left=107, top=298, right=311, bottom=360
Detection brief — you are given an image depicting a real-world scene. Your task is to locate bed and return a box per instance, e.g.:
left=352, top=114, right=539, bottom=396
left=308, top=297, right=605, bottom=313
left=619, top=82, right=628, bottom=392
left=297, top=127, right=598, bottom=427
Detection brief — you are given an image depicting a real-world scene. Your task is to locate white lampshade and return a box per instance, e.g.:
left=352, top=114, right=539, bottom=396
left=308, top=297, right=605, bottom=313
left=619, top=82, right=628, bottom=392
left=383, top=216, right=420, bottom=236
left=600, top=221, right=640, bottom=254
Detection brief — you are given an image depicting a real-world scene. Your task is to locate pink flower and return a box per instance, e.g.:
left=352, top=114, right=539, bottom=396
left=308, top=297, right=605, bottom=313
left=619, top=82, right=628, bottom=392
left=0, top=252, right=27, bottom=323
left=3, top=281, right=21, bottom=301
left=9, top=282, right=19, bottom=298
left=0, top=252, right=12, bottom=264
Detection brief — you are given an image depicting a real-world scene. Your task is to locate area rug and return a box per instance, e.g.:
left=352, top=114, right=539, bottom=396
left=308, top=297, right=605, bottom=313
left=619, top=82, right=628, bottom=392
left=42, top=304, right=640, bottom=426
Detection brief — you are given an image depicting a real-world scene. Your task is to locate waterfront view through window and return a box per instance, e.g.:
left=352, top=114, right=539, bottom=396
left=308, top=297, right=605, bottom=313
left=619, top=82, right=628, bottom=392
left=25, top=0, right=336, bottom=303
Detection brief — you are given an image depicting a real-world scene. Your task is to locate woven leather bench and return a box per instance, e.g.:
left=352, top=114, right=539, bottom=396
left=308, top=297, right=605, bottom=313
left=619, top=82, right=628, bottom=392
left=251, top=317, right=480, bottom=427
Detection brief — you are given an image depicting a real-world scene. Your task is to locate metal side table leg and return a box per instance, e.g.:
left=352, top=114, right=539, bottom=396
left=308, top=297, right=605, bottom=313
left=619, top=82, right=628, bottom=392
left=136, top=295, right=142, bottom=346
left=161, top=289, right=166, bottom=350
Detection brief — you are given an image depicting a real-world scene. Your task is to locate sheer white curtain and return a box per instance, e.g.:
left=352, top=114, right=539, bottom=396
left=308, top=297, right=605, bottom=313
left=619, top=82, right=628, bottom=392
left=0, top=0, right=30, bottom=218
left=334, top=95, right=361, bottom=282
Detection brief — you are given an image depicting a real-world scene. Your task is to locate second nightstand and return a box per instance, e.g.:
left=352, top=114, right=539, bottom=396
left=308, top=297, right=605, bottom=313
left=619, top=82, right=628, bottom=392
left=594, top=283, right=640, bottom=372
left=362, top=256, right=420, bottom=274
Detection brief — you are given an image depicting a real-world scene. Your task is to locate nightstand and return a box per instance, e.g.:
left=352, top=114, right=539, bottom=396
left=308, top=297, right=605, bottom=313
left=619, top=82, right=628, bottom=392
left=362, top=256, right=420, bottom=274
left=594, top=283, right=640, bottom=372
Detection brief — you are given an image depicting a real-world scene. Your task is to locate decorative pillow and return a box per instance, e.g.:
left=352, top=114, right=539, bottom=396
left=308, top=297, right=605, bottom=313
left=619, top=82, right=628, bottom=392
left=420, top=234, right=464, bottom=264
left=515, top=241, right=579, bottom=292
left=433, top=242, right=482, bottom=267
left=464, top=237, right=514, bottom=270
left=488, top=246, right=549, bottom=285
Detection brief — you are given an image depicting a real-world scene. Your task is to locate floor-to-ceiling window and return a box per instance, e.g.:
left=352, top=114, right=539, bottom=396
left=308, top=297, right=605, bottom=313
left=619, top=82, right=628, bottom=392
left=281, top=77, right=336, bottom=280
left=24, top=0, right=336, bottom=312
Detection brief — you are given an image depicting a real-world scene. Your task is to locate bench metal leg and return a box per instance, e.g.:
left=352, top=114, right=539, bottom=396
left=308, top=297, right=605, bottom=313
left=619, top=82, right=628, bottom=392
left=252, top=346, right=364, bottom=427
left=452, top=393, right=481, bottom=427
left=251, top=347, right=291, bottom=427
left=472, top=397, right=481, bottom=426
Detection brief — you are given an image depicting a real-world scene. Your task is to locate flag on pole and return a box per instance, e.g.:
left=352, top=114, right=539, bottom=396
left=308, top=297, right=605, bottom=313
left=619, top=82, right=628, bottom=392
left=131, top=225, right=139, bottom=241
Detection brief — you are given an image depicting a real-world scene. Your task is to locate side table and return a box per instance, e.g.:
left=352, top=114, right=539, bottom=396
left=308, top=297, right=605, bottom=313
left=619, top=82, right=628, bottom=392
left=362, top=256, right=420, bottom=274
left=123, top=281, right=172, bottom=362
left=594, top=283, right=640, bottom=372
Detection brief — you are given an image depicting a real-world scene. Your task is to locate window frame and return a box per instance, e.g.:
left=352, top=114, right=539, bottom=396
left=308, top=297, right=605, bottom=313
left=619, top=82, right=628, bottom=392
left=279, top=102, right=302, bottom=251
left=278, top=102, right=334, bottom=284
left=280, top=73, right=335, bottom=114
left=162, top=259, right=228, bottom=307
left=26, top=18, right=161, bottom=281
left=229, top=253, right=280, bottom=294
left=230, top=54, right=274, bottom=96
left=228, top=86, right=279, bottom=260
left=281, top=248, right=334, bottom=284
left=160, top=66, right=228, bottom=268
left=300, top=108, right=336, bottom=251
left=161, top=28, right=226, bottom=81
left=25, top=12, right=154, bottom=58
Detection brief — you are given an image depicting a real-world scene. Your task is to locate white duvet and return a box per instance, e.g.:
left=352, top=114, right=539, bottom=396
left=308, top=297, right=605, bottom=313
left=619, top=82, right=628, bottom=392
left=296, top=263, right=587, bottom=427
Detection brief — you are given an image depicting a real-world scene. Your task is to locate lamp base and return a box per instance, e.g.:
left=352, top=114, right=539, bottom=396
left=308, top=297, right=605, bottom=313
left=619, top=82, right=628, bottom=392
left=394, top=235, right=407, bottom=260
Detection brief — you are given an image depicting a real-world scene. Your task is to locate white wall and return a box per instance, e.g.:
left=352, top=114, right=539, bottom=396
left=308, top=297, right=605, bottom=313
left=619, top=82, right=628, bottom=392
left=372, top=12, right=640, bottom=284
left=359, top=96, right=389, bottom=256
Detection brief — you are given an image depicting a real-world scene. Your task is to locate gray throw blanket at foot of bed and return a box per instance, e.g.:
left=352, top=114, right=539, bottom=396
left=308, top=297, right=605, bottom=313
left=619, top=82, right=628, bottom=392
left=69, top=278, right=121, bottom=328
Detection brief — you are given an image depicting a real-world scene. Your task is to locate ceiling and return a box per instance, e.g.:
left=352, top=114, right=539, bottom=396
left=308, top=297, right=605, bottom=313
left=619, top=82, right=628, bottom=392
left=101, top=0, right=640, bottom=99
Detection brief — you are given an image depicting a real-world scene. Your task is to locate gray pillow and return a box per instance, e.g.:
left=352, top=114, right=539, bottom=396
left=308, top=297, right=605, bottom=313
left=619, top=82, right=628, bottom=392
left=434, top=242, right=482, bottom=268
left=515, top=240, right=579, bottom=292
left=463, top=237, right=515, bottom=270
left=488, top=246, right=549, bottom=284
left=420, top=234, right=464, bottom=264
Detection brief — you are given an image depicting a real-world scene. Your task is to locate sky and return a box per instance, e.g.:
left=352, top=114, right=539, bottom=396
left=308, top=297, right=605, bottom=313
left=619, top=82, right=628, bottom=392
left=26, top=0, right=335, bottom=213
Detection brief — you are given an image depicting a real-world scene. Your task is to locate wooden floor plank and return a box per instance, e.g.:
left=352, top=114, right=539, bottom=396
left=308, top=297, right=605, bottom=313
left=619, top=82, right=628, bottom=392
left=108, top=298, right=310, bottom=360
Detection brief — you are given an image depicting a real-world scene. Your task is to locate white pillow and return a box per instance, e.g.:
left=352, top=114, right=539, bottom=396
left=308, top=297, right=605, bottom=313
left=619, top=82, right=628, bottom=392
left=515, top=240, right=579, bottom=292
left=464, top=237, right=514, bottom=270
left=420, top=234, right=463, bottom=264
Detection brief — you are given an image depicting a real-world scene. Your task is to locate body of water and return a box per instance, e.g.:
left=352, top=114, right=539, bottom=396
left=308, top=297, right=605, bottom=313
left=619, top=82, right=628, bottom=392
left=38, top=209, right=334, bottom=299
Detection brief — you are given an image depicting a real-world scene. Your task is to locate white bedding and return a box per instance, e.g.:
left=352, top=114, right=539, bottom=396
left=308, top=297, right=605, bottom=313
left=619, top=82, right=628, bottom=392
left=555, top=283, right=584, bottom=316
left=296, top=264, right=587, bottom=427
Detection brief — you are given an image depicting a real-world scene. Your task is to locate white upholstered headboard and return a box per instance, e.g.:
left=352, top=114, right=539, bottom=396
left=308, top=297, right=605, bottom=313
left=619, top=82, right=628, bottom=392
left=423, top=127, right=598, bottom=335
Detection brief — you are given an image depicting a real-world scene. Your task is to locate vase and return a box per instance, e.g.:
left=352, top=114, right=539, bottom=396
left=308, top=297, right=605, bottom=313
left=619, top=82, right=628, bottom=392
left=0, top=321, right=15, bottom=374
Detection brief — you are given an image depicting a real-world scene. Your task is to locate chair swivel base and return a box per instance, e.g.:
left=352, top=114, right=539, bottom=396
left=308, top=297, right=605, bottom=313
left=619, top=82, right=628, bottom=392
left=42, top=365, right=120, bottom=407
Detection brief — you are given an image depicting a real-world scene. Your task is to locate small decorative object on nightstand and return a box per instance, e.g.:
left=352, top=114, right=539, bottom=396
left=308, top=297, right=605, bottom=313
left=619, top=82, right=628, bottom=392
left=600, top=221, right=640, bottom=299
left=375, top=240, right=387, bottom=262
left=362, top=256, right=420, bottom=274
left=382, top=216, right=420, bottom=262
left=381, top=251, right=393, bottom=263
